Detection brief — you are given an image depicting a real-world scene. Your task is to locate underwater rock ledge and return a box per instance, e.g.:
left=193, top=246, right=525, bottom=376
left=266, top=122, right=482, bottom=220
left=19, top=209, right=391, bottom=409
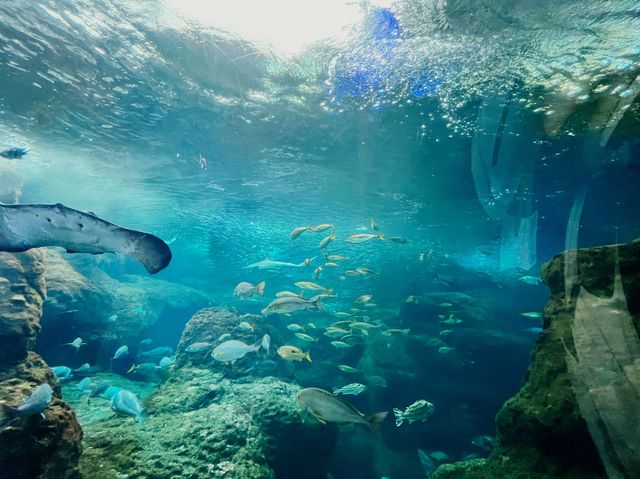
left=433, top=240, right=640, bottom=479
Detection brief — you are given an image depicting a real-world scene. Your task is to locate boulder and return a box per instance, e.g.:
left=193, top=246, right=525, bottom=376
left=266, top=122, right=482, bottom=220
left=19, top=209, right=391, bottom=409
left=175, top=307, right=283, bottom=374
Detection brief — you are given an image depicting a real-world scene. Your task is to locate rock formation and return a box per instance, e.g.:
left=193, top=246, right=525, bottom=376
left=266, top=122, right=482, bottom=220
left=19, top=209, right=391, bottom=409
left=68, top=307, right=337, bottom=478
left=433, top=240, right=640, bottom=478
left=0, top=251, right=83, bottom=479
left=37, top=250, right=212, bottom=367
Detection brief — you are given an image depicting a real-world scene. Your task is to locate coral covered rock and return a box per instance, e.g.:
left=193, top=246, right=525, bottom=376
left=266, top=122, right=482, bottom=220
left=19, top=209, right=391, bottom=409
left=74, top=368, right=336, bottom=479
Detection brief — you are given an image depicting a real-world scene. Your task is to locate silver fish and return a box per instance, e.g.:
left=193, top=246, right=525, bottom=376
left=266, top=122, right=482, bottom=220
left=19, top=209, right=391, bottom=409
left=185, top=342, right=211, bottom=353
left=212, top=339, right=261, bottom=362
left=332, top=383, right=367, bottom=396
left=393, top=399, right=434, bottom=427
left=296, top=388, right=387, bottom=431
left=244, top=257, right=315, bottom=270
left=234, top=281, right=266, bottom=298
left=261, top=295, right=323, bottom=315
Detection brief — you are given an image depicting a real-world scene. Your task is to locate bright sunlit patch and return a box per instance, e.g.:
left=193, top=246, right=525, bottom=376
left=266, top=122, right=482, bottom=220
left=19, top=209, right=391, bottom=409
left=165, top=0, right=373, bottom=56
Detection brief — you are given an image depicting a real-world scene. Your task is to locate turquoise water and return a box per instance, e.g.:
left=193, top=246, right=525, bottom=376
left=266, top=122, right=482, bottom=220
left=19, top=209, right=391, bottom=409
left=1, top=1, right=639, bottom=478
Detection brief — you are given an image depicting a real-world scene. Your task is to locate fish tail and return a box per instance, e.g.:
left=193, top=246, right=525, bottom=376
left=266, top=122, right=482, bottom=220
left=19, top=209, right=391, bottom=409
left=127, top=364, right=136, bottom=374
left=256, top=281, right=266, bottom=296
left=138, top=411, right=147, bottom=426
left=367, top=411, right=388, bottom=433
left=393, top=408, right=404, bottom=427
left=0, top=403, right=17, bottom=428
left=251, top=338, right=263, bottom=351
left=378, top=233, right=385, bottom=240
left=305, top=351, right=312, bottom=362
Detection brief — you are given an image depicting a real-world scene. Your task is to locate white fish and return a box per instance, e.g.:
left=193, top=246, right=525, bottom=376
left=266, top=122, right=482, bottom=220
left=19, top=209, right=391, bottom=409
left=346, top=233, right=384, bottom=244
left=113, top=345, right=129, bottom=360
left=234, top=281, right=266, bottom=298
left=319, top=231, right=336, bottom=249
left=63, top=337, right=85, bottom=353
left=212, top=339, right=261, bottom=362
left=261, top=334, right=271, bottom=356
left=245, top=257, right=315, bottom=270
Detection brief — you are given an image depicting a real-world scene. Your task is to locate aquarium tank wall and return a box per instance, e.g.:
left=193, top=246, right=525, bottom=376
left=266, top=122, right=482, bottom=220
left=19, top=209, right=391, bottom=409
left=0, top=1, right=639, bottom=478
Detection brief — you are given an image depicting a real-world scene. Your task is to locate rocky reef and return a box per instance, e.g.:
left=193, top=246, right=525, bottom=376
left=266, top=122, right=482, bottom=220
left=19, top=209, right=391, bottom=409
left=433, top=240, right=640, bottom=479
left=0, top=250, right=83, bottom=479
left=69, top=316, right=337, bottom=478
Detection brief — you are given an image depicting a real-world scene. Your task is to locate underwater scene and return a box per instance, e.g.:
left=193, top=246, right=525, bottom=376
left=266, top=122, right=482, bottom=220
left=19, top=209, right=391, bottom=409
left=1, top=1, right=639, bottom=478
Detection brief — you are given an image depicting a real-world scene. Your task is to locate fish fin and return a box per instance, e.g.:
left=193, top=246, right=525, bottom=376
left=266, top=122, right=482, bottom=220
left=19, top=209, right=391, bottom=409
left=393, top=408, right=404, bottom=427
left=305, top=351, right=312, bottom=362
left=127, top=364, right=136, bottom=374
left=256, top=281, right=266, bottom=296
left=367, top=411, right=388, bottom=433
left=378, top=234, right=385, bottom=240
left=311, top=413, right=326, bottom=425
left=40, top=412, right=46, bottom=419
left=251, top=338, right=263, bottom=351
left=125, top=231, right=172, bottom=274
left=138, top=411, right=147, bottom=426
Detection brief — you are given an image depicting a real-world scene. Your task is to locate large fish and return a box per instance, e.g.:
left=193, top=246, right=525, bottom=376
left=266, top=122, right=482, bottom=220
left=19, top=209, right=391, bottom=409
left=0, top=203, right=172, bottom=274
left=110, top=389, right=146, bottom=424
left=296, top=387, right=387, bottom=432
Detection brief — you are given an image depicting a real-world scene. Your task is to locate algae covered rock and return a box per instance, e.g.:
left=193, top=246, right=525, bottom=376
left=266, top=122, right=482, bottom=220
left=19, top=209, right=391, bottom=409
left=176, top=307, right=281, bottom=373
left=0, top=251, right=83, bottom=479
left=434, top=240, right=640, bottom=479
left=0, top=250, right=46, bottom=368
left=77, top=367, right=336, bottom=479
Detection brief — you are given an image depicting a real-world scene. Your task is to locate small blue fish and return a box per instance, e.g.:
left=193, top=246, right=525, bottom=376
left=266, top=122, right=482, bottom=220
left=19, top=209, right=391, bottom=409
left=0, top=383, right=52, bottom=427
left=0, top=147, right=28, bottom=159
left=51, top=366, right=73, bottom=380
left=113, top=345, right=129, bottom=360
left=76, top=377, right=92, bottom=392
left=108, top=314, right=118, bottom=322
left=138, top=346, right=173, bottom=360
left=73, top=363, right=91, bottom=374
left=525, top=327, right=544, bottom=334
left=140, top=339, right=153, bottom=346
left=520, top=312, right=543, bottom=319
left=110, top=390, right=146, bottom=424
left=158, top=356, right=176, bottom=370
left=185, top=342, right=211, bottom=353
left=102, top=386, right=122, bottom=400
left=518, top=275, right=543, bottom=285
left=88, top=380, right=113, bottom=399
